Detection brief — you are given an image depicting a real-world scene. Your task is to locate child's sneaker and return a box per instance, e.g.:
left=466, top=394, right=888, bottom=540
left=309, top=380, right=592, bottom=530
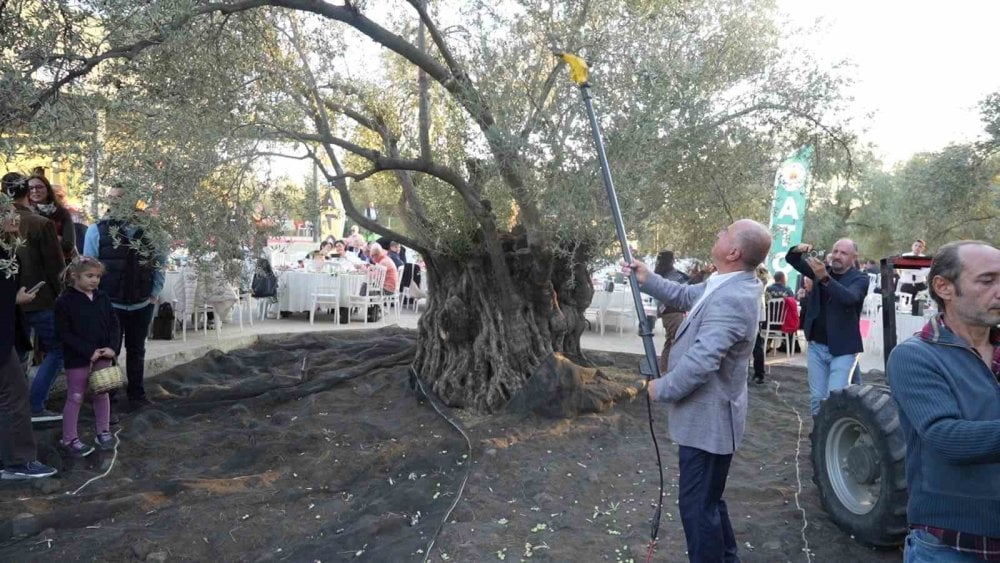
left=94, top=432, right=118, bottom=451
left=1, top=461, right=57, bottom=480
left=61, top=438, right=95, bottom=458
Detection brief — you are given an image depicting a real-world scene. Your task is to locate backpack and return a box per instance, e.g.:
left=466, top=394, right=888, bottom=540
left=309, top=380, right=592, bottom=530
left=251, top=258, right=278, bottom=298
left=151, top=302, right=175, bottom=340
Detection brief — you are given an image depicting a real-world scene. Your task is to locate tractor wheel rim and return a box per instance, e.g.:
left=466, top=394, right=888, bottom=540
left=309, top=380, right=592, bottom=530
left=825, top=417, right=880, bottom=515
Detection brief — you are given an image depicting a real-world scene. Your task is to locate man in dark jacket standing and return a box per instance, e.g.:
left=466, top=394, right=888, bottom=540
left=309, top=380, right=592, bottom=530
left=3, top=174, right=66, bottom=421
left=84, top=185, right=165, bottom=411
left=787, top=240, right=869, bottom=416
left=887, top=241, right=1000, bottom=560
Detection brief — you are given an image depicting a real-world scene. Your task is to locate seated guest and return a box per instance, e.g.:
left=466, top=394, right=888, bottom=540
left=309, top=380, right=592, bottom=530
left=367, top=243, right=398, bottom=294
left=330, top=240, right=346, bottom=257
left=318, top=241, right=334, bottom=257
left=345, top=225, right=365, bottom=251
left=387, top=242, right=405, bottom=268
left=765, top=271, right=794, bottom=300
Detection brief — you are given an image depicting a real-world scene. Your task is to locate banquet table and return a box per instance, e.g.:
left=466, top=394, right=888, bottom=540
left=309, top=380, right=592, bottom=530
left=276, top=270, right=366, bottom=313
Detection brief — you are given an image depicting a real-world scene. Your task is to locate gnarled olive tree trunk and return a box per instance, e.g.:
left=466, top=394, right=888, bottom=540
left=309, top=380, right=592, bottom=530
left=412, top=235, right=595, bottom=412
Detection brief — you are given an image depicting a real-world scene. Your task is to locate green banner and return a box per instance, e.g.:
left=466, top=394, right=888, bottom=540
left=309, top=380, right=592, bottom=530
left=767, top=146, right=813, bottom=291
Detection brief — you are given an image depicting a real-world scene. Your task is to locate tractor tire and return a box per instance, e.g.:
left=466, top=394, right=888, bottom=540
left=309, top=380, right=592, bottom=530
left=811, top=384, right=908, bottom=547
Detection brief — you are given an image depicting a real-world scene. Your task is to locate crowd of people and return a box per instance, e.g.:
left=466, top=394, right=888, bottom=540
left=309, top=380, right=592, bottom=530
left=2, top=167, right=996, bottom=559
left=629, top=227, right=999, bottom=562
left=300, top=233, right=428, bottom=306
left=0, top=172, right=164, bottom=479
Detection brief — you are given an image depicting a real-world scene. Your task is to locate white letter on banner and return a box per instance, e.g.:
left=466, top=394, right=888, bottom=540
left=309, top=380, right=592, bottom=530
left=777, top=197, right=800, bottom=220
left=771, top=252, right=794, bottom=277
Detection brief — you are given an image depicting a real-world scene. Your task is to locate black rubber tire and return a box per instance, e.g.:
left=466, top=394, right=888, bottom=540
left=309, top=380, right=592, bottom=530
left=811, top=384, right=909, bottom=547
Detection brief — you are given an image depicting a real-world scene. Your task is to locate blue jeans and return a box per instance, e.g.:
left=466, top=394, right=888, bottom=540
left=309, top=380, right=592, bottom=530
left=904, top=529, right=985, bottom=562
left=25, top=309, right=65, bottom=413
left=806, top=341, right=856, bottom=416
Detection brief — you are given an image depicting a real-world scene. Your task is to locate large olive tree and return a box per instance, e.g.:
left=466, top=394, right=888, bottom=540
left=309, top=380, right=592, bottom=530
left=4, top=0, right=854, bottom=411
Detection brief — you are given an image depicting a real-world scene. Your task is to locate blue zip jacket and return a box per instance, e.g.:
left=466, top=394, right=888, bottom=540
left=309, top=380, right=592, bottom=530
left=887, top=317, right=1000, bottom=537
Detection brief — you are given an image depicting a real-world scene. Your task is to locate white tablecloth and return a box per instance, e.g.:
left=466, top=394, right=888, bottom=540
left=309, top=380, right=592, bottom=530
left=159, top=271, right=183, bottom=305
left=277, top=271, right=366, bottom=313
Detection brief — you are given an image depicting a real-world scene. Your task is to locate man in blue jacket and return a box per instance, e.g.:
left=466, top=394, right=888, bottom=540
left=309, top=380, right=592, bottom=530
left=786, top=240, right=869, bottom=416
left=887, top=241, right=1000, bottom=561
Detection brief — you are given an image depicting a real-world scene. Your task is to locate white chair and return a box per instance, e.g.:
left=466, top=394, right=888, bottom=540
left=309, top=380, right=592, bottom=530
left=761, top=298, right=790, bottom=358
left=234, top=290, right=254, bottom=329
left=400, top=286, right=418, bottom=313
left=350, top=266, right=388, bottom=325
left=385, top=289, right=402, bottom=322
left=309, top=277, right=341, bottom=325
left=895, top=292, right=913, bottom=313
left=603, top=289, right=634, bottom=336
left=196, top=301, right=221, bottom=340
left=174, top=268, right=200, bottom=341
left=583, top=291, right=609, bottom=335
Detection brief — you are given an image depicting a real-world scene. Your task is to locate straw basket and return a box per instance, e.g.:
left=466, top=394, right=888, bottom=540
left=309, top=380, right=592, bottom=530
left=89, top=361, right=125, bottom=394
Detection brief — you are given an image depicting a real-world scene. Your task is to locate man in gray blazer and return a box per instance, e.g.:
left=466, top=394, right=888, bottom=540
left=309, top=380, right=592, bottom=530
left=625, top=219, right=771, bottom=563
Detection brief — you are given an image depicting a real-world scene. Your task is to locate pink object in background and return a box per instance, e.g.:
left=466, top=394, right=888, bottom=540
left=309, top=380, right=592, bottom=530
left=859, top=319, right=872, bottom=340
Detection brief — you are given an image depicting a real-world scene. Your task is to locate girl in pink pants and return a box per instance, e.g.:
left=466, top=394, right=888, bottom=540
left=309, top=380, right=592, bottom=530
left=54, top=257, right=120, bottom=457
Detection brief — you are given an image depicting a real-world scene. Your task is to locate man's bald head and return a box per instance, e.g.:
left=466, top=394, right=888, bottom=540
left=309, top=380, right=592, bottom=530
left=829, top=238, right=859, bottom=274
left=731, top=219, right=772, bottom=270
left=711, top=219, right=773, bottom=273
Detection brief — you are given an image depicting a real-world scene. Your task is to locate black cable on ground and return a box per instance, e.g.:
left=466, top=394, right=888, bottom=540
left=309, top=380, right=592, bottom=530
left=408, top=367, right=473, bottom=563
left=642, top=374, right=665, bottom=561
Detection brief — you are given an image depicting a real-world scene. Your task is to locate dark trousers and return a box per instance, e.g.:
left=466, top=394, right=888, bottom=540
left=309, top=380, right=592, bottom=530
left=751, top=333, right=765, bottom=378
left=678, top=445, right=739, bottom=563
left=0, top=349, right=38, bottom=465
left=112, top=304, right=155, bottom=401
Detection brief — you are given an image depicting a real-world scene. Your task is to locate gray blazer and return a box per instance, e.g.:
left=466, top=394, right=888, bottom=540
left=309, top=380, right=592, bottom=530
left=642, top=270, right=762, bottom=455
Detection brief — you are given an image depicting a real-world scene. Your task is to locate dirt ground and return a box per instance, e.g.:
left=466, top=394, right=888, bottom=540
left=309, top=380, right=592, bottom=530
left=0, top=328, right=902, bottom=562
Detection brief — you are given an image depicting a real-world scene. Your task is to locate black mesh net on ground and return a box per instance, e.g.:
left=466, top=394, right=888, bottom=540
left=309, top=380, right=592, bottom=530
left=0, top=329, right=900, bottom=562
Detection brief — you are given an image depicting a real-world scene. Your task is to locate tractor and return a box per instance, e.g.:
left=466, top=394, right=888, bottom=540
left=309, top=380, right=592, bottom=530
left=809, top=254, right=933, bottom=547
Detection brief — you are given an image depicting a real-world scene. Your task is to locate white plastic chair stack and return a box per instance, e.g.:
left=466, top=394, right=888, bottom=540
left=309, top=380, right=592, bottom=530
left=309, top=276, right=341, bottom=325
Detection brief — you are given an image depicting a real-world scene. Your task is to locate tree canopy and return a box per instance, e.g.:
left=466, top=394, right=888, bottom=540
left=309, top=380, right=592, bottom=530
left=4, top=0, right=868, bottom=409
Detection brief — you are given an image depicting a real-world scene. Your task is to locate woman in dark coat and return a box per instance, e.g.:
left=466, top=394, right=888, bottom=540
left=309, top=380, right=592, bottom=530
left=0, top=186, right=58, bottom=479
left=26, top=174, right=75, bottom=263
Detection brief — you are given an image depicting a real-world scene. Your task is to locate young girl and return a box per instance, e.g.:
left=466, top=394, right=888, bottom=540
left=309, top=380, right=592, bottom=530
left=54, top=256, right=120, bottom=457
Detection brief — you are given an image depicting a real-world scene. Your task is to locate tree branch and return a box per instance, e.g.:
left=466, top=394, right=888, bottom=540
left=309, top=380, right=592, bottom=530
left=519, top=60, right=564, bottom=140
left=703, top=101, right=856, bottom=186
left=263, top=0, right=541, bottom=235
left=415, top=0, right=432, bottom=162
left=404, top=0, right=464, bottom=83
left=308, top=152, right=431, bottom=255
left=16, top=0, right=275, bottom=128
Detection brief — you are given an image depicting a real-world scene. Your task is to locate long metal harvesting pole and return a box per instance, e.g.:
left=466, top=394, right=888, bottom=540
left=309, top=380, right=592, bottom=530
left=557, top=52, right=664, bottom=549
left=577, top=85, right=661, bottom=376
